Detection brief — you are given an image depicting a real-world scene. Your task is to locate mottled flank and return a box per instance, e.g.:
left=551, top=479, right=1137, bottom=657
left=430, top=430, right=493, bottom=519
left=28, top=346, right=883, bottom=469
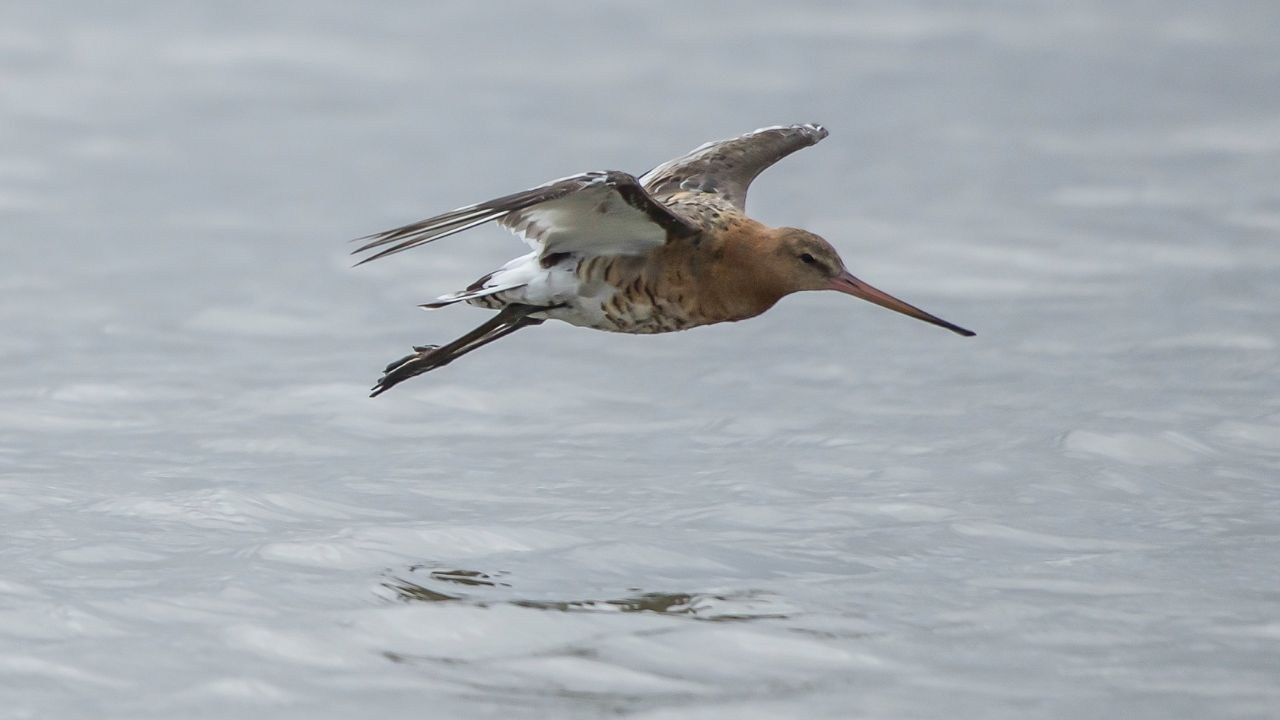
left=356, top=123, right=972, bottom=393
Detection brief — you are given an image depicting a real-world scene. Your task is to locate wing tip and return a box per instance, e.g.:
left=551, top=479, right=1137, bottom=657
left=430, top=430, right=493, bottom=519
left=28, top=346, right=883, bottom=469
left=747, top=122, right=828, bottom=143
left=798, top=122, right=828, bottom=143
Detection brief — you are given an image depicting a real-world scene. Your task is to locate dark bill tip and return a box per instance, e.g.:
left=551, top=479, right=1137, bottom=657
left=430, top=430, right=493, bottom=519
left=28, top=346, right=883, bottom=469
left=829, top=271, right=975, bottom=337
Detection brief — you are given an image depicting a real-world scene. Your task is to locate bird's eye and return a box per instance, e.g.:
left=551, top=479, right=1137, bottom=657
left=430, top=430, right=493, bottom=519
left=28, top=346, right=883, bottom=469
left=799, top=253, right=817, bottom=265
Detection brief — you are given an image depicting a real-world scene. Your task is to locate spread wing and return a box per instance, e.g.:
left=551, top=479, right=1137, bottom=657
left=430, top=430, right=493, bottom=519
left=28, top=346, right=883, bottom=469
left=353, top=170, right=698, bottom=265
left=639, top=123, right=828, bottom=210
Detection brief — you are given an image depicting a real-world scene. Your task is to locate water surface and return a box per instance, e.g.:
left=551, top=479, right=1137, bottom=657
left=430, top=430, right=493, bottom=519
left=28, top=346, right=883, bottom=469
left=2, top=2, right=1278, bottom=718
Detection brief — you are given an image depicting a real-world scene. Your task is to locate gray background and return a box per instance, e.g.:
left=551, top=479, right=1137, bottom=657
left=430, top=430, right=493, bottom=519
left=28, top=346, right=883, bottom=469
left=2, top=2, right=1278, bottom=718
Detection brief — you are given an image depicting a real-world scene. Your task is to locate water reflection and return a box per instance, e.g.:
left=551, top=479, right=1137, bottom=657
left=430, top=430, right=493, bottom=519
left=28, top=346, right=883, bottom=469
left=381, top=567, right=788, bottom=622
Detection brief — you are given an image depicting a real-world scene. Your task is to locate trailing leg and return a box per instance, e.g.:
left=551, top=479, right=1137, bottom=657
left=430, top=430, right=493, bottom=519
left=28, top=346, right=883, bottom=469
left=370, top=304, right=546, bottom=397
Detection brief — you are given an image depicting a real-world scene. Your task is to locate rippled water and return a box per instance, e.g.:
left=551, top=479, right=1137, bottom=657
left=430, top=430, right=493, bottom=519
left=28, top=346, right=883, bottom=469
left=3, top=2, right=1279, bottom=718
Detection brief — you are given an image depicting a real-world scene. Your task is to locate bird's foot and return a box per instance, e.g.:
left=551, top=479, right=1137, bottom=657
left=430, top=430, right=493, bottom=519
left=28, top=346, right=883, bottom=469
left=382, top=345, right=440, bottom=374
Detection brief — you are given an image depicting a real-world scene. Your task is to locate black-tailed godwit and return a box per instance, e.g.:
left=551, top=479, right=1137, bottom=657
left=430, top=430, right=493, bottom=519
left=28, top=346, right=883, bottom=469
left=355, top=124, right=974, bottom=396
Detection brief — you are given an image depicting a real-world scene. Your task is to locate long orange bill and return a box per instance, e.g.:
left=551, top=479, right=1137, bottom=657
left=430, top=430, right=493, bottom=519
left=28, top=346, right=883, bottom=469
left=829, top=271, right=975, bottom=337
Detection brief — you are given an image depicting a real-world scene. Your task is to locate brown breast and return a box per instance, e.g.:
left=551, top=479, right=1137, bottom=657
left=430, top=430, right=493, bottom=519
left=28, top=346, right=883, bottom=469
left=573, top=210, right=789, bottom=333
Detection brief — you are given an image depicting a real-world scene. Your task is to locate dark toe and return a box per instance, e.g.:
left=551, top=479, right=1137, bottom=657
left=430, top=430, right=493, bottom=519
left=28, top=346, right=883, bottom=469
left=382, top=356, right=411, bottom=374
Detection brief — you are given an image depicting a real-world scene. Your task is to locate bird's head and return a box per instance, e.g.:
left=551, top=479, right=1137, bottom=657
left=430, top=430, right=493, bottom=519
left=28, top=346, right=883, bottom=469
left=770, top=227, right=975, bottom=337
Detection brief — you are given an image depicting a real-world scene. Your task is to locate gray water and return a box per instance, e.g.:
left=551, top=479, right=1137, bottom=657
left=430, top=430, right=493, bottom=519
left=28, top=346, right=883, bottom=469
left=3, top=2, right=1279, bottom=718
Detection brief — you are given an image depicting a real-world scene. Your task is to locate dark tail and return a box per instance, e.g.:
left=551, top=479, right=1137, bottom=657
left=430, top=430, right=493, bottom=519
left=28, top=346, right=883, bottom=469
left=370, top=305, right=546, bottom=397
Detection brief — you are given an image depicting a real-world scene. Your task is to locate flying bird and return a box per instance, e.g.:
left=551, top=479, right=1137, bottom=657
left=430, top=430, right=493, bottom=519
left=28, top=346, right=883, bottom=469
left=354, top=124, right=973, bottom=396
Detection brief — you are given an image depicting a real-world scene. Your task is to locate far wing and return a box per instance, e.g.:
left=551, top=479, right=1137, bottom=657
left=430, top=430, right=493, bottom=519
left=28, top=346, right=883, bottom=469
left=639, top=123, right=828, bottom=210
left=353, top=171, right=698, bottom=265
